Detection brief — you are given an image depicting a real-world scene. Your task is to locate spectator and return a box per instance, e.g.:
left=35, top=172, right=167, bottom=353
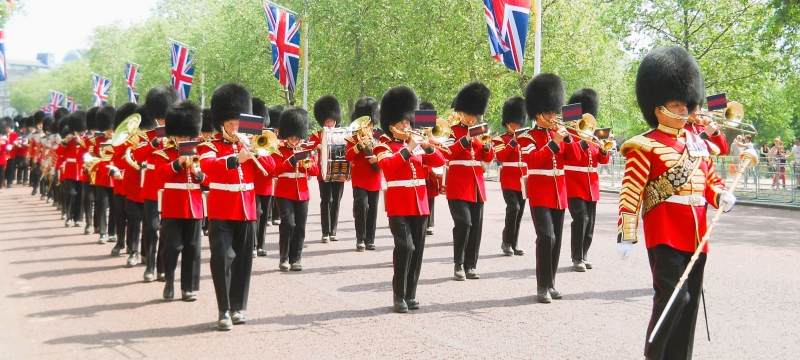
left=737, top=135, right=757, bottom=187
left=769, top=138, right=787, bottom=190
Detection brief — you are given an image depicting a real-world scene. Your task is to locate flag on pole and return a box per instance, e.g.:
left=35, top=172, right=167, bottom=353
left=483, top=0, right=531, bottom=72
left=66, top=97, right=74, bottom=113
left=92, top=74, right=111, bottom=107
left=170, top=41, right=196, bottom=100
left=125, top=62, right=141, bottom=103
left=49, top=90, right=65, bottom=114
left=128, top=87, right=140, bottom=104
left=40, top=104, right=49, bottom=114
left=0, top=28, right=6, bottom=81
left=263, top=1, right=301, bottom=91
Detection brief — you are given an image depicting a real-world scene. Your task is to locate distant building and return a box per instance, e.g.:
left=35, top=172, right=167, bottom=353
left=62, top=50, right=82, bottom=63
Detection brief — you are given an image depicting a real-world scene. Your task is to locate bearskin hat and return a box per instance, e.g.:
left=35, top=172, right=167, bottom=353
left=636, top=46, right=705, bottom=128
left=201, top=108, right=213, bottom=133
left=165, top=100, right=201, bottom=138
left=97, top=106, right=117, bottom=130
left=145, top=85, right=180, bottom=121
left=268, top=105, right=284, bottom=128
left=211, top=83, right=251, bottom=129
left=568, top=88, right=599, bottom=118
left=67, top=110, right=88, bottom=132
left=313, top=95, right=342, bottom=127
left=278, top=107, right=309, bottom=140
left=24, top=116, right=34, bottom=129
left=419, top=101, right=436, bottom=111
left=86, top=107, right=99, bottom=131
left=54, top=107, right=69, bottom=122
left=350, top=96, right=380, bottom=125
left=136, top=104, right=157, bottom=130
left=525, top=73, right=566, bottom=117
left=502, top=96, right=527, bottom=127
left=113, top=103, right=135, bottom=129
left=453, top=82, right=491, bottom=116
left=60, top=125, right=71, bottom=138
left=33, top=111, right=47, bottom=124
left=379, top=86, right=418, bottom=137
left=42, top=117, right=54, bottom=133
left=58, top=116, right=69, bottom=134
left=252, top=97, right=270, bottom=128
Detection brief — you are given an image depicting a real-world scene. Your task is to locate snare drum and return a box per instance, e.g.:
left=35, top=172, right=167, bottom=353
left=320, top=128, right=352, bottom=182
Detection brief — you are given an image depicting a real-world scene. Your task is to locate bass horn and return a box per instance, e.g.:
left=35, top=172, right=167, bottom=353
left=111, top=114, right=143, bottom=147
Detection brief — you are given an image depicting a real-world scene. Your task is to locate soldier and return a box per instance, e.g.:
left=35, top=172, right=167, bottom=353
left=251, top=97, right=273, bottom=257
left=344, top=96, right=382, bottom=251
left=28, top=111, right=47, bottom=196
left=492, top=96, right=528, bottom=256
left=199, top=83, right=276, bottom=331
left=445, top=82, right=493, bottom=281
left=309, top=95, right=345, bottom=243
left=153, top=100, right=207, bottom=302
left=564, top=89, right=610, bottom=272
left=108, top=104, right=134, bottom=258
left=93, top=107, right=116, bottom=244
left=59, top=111, right=89, bottom=228
left=81, top=108, right=99, bottom=235
left=418, top=101, right=440, bottom=236
left=617, top=46, right=735, bottom=360
left=374, top=86, right=446, bottom=312
left=199, top=107, right=214, bottom=237
left=267, top=105, right=284, bottom=227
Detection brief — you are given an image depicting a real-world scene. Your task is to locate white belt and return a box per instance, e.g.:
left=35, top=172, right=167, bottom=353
left=146, top=164, right=155, bottom=170
left=164, top=183, right=201, bottom=190
left=564, top=165, right=597, bottom=173
left=209, top=183, right=254, bottom=192
left=66, top=158, right=77, bottom=163
left=501, top=162, right=526, bottom=167
left=449, top=160, right=481, bottom=167
left=387, top=179, right=426, bottom=188
left=278, top=172, right=304, bottom=178
left=665, top=195, right=706, bottom=206
left=528, top=169, right=564, bottom=176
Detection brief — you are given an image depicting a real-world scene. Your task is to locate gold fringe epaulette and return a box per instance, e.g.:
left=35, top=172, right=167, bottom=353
left=197, top=141, right=218, bottom=153
left=620, top=135, right=652, bottom=157
left=345, top=136, right=356, bottom=144
left=153, top=150, right=169, bottom=160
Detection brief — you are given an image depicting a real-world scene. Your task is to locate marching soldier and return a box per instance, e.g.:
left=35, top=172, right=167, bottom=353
left=59, top=111, right=89, bottom=228
left=310, top=95, right=345, bottom=243
left=617, top=46, right=734, bottom=360
left=564, top=89, right=610, bottom=272
left=81, top=109, right=99, bottom=235
left=267, top=105, right=284, bottom=227
left=374, top=86, right=446, bottom=312
left=445, top=82, right=493, bottom=281
left=344, top=96, right=382, bottom=251
left=492, top=96, right=528, bottom=256
left=108, top=104, right=133, bottom=257
left=199, top=107, right=214, bottom=236
left=28, top=111, right=47, bottom=196
left=518, top=73, right=581, bottom=303
left=93, top=107, right=116, bottom=244
left=153, top=100, right=207, bottom=302
left=251, top=98, right=273, bottom=257
left=199, top=83, right=276, bottom=331
left=418, top=101, right=440, bottom=236
left=271, top=108, right=318, bottom=271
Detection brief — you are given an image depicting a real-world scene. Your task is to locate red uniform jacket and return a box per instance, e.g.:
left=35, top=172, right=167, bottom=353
left=6, top=132, right=18, bottom=159
left=110, top=139, right=140, bottom=198
left=685, top=123, right=728, bottom=155
left=154, top=147, right=210, bottom=219
left=57, top=138, right=88, bottom=182
left=0, top=135, right=9, bottom=166
left=135, top=132, right=167, bottom=202
left=344, top=134, right=383, bottom=192
left=271, top=143, right=319, bottom=201
left=492, top=133, right=528, bottom=192
left=199, top=134, right=276, bottom=221
left=90, top=135, right=113, bottom=188
left=16, top=134, right=28, bottom=158
left=374, top=137, right=446, bottom=217
left=445, top=123, right=494, bottom=202
left=518, top=126, right=580, bottom=209
left=253, top=147, right=275, bottom=196
left=564, top=141, right=610, bottom=202
left=28, top=132, right=39, bottom=163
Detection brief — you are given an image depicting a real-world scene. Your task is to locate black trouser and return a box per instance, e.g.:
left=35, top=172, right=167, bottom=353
left=0, top=164, right=5, bottom=188
left=353, top=187, right=379, bottom=245
left=271, top=197, right=280, bottom=222
left=502, top=190, right=525, bottom=249
left=276, top=198, right=308, bottom=263
left=255, top=194, right=273, bottom=250
left=3, top=158, right=14, bottom=186
left=208, top=219, right=254, bottom=312
left=125, top=199, right=144, bottom=254
left=531, top=206, right=565, bottom=289
left=448, top=199, right=484, bottom=270
left=96, top=186, right=114, bottom=236
left=428, top=197, right=435, bottom=227
left=644, top=245, right=706, bottom=360
left=568, top=198, right=597, bottom=263
left=64, top=179, right=83, bottom=222
left=113, top=194, right=128, bottom=247
left=143, top=199, right=162, bottom=273
left=30, top=162, right=42, bottom=193
left=318, top=180, right=344, bottom=237
left=82, top=182, right=96, bottom=230
left=390, top=216, right=428, bottom=300
left=161, top=218, right=201, bottom=292
left=16, top=157, right=28, bottom=183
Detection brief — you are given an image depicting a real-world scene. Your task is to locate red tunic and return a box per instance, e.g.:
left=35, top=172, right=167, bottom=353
left=136, top=131, right=167, bottom=202
left=154, top=147, right=210, bottom=219
left=492, top=133, right=528, bottom=192
left=374, top=137, right=446, bottom=217
left=58, top=138, right=88, bottom=182
left=445, top=123, right=494, bottom=202
left=344, top=134, right=383, bottom=192
left=271, top=143, right=319, bottom=201
left=564, top=141, right=610, bottom=202
left=518, top=126, right=581, bottom=209
left=0, top=135, right=8, bottom=166
left=6, top=132, right=18, bottom=159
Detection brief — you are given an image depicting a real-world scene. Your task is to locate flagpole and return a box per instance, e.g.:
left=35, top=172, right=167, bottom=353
left=302, top=13, right=309, bottom=110
left=533, top=0, right=542, bottom=75
left=264, top=0, right=298, bottom=16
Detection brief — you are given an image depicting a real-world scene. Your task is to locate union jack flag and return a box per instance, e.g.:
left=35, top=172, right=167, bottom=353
left=40, top=104, right=49, bottom=114
left=483, top=0, right=530, bottom=72
left=263, top=1, right=301, bottom=91
left=170, top=42, right=195, bottom=100
left=66, top=97, right=73, bottom=113
left=124, top=63, right=141, bottom=103
left=49, top=90, right=65, bottom=114
left=128, top=87, right=139, bottom=104
left=0, top=28, right=6, bottom=81
left=92, top=74, right=111, bottom=107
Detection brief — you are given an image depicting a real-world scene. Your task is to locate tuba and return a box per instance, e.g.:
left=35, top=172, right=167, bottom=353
left=111, top=114, right=143, bottom=147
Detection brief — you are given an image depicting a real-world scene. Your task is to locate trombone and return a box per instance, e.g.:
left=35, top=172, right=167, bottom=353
left=547, top=114, right=614, bottom=151
left=689, top=101, right=757, bottom=135
left=232, top=132, right=270, bottom=176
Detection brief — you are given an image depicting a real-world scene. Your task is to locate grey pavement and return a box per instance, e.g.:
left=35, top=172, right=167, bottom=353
left=0, top=183, right=798, bottom=359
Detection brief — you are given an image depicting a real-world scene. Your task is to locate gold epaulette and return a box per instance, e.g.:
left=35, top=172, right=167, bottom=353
left=345, top=136, right=356, bottom=144
left=620, top=135, right=652, bottom=157
left=153, top=150, right=169, bottom=160
left=379, top=134, right=393, bottom=143
left=518, top=133, right=535, bottom=143
left=373, top=143, right=392, bottom=161
left=197, top=141, right=218, bottom=153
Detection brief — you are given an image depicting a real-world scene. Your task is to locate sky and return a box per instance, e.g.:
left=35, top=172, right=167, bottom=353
left=5, top=0, right=160, bottom=62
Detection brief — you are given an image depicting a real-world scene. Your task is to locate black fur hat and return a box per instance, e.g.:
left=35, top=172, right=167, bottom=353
left=58, top=116, right=69, bottom=134
left=501, top=96, right=527, bottom=126
left=379, top=86, right=418, bottom=137
left=313, top=95, right=342, bottom=127
left=268, top=105, right=284, bottom=128
left=42, top=117, right=54, bottom=133
left=568, top=88, right=599, bottom=118
left=145, top=85, right=180, bottom=121
left=525, top=73, right=566, bottom=117
left=113, top=103, right=135, bottom=129
left=278, top=107, right=309, bottom=140
left=60, top=125, right=71, bottom=138
left=636, top=46, right=705, bottom=128
left=97, top=105, right=117, bottom=130
left=350, top=96, right=380, bottom=125
left=453, top=82, right=491, bottom=116
left=136, top=104, right=156, bottom=130
left=33, top=111, right=47, bottom=124
left=165, top=100, right=201, bottom=138
left=54, top=107, right=69, bottom=122
left=211, top=83, right=251, bottom=129
left=86, top=107, right=100, bottom=131
left=24, top=116, right=34, bottom=129
left=419, top=101, right=436, bottom=111
left=201, top=108, right=213, bottom=133
left=252, top=97, right=270, bottom=128
left=67, top=110, right=88, bottom=132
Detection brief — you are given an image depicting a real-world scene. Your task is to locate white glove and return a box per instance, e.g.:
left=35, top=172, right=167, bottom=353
left=719, top=191, right=736, bottom=212
left=617, top=242, right=633, bottom=260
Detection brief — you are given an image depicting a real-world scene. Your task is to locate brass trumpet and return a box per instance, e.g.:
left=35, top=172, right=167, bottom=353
left=253, top=129, right=279, bottom=156
left=232, top=132, right=269, bottom=176
left=689, top=101, right=757, bottom=135
left=547, top=114, right=614, bottom=151
left=420, top=118, right=453, bottom=145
